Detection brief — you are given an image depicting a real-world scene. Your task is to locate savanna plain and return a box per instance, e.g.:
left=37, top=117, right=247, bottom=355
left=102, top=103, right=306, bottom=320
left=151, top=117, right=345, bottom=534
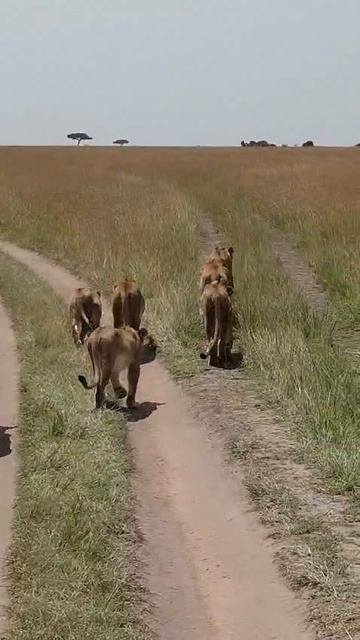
left=0, top=146, right=359, bottom=639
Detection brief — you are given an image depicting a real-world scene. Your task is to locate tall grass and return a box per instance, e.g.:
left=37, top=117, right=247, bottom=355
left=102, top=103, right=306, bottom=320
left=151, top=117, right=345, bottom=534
left=71, top=145, right=360, bottom=321
left=214, top=200, right=360, bottom=496
left=0, top=149, right=202, bottom=376
left=2, top=145, right=359, bottom=316
left=0, top=254, right=152, bottom=640
left=0, top=147, right=359, bottom=497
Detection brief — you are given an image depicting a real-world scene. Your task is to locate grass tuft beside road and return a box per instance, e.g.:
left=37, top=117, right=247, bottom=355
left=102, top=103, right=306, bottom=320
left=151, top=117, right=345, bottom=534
left=0, top=254, right=152, bottom=640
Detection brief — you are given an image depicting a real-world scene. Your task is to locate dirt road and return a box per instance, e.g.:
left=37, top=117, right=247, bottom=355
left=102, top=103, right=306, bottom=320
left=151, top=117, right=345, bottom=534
left=0, top=294, right=18, bottom=635
left=0, top=239, right=313, bottom=639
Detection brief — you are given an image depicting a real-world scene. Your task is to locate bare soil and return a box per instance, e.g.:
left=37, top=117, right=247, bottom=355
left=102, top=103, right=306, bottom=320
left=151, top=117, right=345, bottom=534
left=0, top=295, right=18, bottom=636
left=0, top=239, right=313, bottom=639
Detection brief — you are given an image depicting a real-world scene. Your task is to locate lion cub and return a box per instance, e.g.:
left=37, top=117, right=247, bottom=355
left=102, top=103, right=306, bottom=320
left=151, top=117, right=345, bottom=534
left=199, top=246, right=234, bottom=296
left=78, top=325, right=148, bottom=409
left=200, top=280, right=233, bottom=367
left=112, top=279, right=145, bottom=330
left=69, top=287, right=102, bottom=346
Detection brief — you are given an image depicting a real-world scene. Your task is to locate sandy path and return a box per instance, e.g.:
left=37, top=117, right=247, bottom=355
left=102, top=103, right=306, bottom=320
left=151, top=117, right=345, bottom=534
left=0, top=295, right=18, bottom=635
left=0, top=239, right=314, bottom=640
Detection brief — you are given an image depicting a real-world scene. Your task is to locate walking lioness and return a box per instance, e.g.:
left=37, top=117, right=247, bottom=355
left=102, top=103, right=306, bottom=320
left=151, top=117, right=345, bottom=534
left=200, top=280, right=233, bottom=367
left=200, top=246, right=234, bottom=296
left=69, top=288, right=102, bottom=346
left=78, top=325, right=147, bottom=409
left=112, top=279, right=145, bottom=330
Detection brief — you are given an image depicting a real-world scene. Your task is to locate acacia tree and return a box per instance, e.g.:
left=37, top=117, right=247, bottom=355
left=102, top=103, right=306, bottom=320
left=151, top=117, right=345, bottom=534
left=67, top=132, right=93, bottom=146
left=113, top=139, right=129, bottom=146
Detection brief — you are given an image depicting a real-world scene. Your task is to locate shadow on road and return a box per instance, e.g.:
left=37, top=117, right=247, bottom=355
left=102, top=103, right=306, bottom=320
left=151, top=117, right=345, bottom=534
left=102, top=399, right=164, bottom=422
left=0, top=426, right=16, bottom=458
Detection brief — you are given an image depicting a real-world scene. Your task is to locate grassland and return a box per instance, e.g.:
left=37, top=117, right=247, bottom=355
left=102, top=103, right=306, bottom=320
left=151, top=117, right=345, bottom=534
left=0, top=146, right=359, bottom=637
left=0, top=254, right=151, bottom=640
left=0, top=147, right=358, bottom=496
left=0, top=148, right=202, bottom=377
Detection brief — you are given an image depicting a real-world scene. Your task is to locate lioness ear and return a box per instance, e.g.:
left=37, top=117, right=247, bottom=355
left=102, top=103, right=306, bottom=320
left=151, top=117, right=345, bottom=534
left=112, top=284, right=117, bottom=291
left=228, top=247, right=234, bottom=256
left=97, top=291, right=101, bottom=298
left=138, top=328, right=148, bottom=342
left=150, top=336, right=157, bottom=349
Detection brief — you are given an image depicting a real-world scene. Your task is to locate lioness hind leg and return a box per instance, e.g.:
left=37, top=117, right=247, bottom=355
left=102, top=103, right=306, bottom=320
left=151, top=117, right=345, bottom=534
left=80, top=325, right=89, bottom=345
left=203, top=304, right=215, bottom=363
left=209, top=343, right=220, bottom=367
left=95, top=385, right=106, bottom=409
left=127, top=362, right=140, bottom=409
left=71, top=320, right=82, bottom=347
left=95, top=367, right=111, bottom=409
left=111, top=371, right=127, bottom=400
left=224, top=317, right=234, bottom=367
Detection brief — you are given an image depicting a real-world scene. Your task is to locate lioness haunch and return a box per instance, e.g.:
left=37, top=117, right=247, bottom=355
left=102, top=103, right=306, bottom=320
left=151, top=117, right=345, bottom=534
left=78, top=325, right=149, bottom=409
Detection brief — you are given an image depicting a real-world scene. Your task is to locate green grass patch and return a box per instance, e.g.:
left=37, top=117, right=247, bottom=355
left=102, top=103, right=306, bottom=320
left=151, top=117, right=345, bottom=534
left=0, top=255, right=152, bottom=640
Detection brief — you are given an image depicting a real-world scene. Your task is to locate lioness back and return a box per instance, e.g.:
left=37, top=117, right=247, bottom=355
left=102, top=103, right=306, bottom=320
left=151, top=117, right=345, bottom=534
left=69, top=287, right=102, bottom=346
left=92, top=326, right=138, bottom=367
left=112, top=279, right=145, bottom=330
left=200, top=246, right=234, bottom=295
left=200, top=259, right=228, bottom=291
left=79, top=325, right=143, bottom=409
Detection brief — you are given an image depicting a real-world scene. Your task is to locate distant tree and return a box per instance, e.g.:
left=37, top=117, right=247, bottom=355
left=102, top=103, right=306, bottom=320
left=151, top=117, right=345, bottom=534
left=241, top=139, right=275, bottom=147
left=113, top=139, right=129, bottom=146
left=302, top=140, right=314, bottom=147
left=67, top=132, right=93, bottom=146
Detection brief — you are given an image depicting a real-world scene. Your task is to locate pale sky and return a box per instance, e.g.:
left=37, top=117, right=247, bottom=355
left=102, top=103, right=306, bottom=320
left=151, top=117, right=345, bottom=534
left=0, top=0, right=359, bottom=146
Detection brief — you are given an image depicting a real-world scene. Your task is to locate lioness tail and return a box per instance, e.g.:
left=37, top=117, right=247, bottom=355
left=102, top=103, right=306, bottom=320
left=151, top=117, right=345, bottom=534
left=78, top=374, right=98, bottom=390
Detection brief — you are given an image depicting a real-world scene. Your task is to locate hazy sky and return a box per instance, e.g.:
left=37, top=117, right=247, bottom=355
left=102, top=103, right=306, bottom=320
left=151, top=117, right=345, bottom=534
left=0, top=0, right=359, bottom=146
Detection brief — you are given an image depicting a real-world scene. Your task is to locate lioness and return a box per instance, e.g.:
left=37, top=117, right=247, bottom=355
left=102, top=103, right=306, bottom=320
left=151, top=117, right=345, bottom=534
left=200, top=246, right=234, bottom=296
left=200, top=280, right=233, bottom=367
left=112, top=279, right=145, bottom=330
left=69, top=288, right=102, bottom=346
left=78, top=325, right=148, bottom=409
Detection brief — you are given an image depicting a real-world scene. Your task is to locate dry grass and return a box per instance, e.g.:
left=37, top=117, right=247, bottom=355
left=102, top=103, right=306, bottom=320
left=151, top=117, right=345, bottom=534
left=0, top=146, right=359, bottom=637
left=0, top=147, right=202, bottom=376
left=0, top=147, right=358, bottom=494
